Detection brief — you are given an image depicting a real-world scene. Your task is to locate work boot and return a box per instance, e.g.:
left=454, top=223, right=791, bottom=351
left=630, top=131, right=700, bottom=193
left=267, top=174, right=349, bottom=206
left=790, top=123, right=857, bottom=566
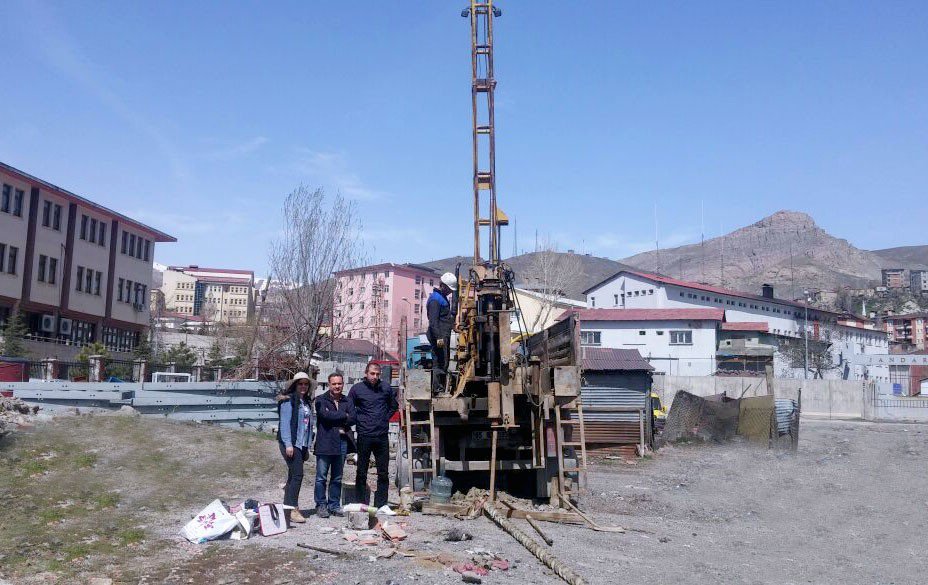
left=329, top=507, right=344, bottom=517
left=289, top=508, right=307, bottom=524
left=316, top=506, right=330, bottom=519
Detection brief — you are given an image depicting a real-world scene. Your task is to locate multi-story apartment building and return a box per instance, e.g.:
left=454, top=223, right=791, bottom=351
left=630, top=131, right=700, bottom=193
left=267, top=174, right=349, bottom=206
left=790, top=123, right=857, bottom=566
left=159, top=266, right=255, bottom=325
left=911, top=270, right=928, bottom=295
left=332, top=263, right=440, bottom=357
left=880, top=313, right=927, bottom=351
left=881, top=268, right=908, bottom=289
left=0, top=162, right=174, bottom=355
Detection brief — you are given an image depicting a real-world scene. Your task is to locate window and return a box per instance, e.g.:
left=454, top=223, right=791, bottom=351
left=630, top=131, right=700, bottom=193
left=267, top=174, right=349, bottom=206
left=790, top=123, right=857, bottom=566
left=360, top=301, right=365, bottom=310
left=99, top=222, right=106, bottom=246
left=0, top=243, right=5, bottom=272
left=590, top=297, right=596, bottom=308
left=136, top=237, right=142, bottom=258
left=383, top=300, right=389, bottom=309
left=121, top=231, right=128, bottom=254
left=656, top=330, right=664, bottom=335
left=429, top=279, right=434, bottom=287
left=42, top=201, right=52, bottom=227
left=144, top=240, right=151, bottom=261
left=129, top=234, right=136, bottom=257
left=118, top=278, right=124, bottom=302
left=13, top=190, right=24, bottom=217
left=125, top=280, right=133, bottom=303
left=614, top=294, right=619, bottom=306
left=680, top=292, right=684, bottom=297
left=94, top=271, right=102, bottom=296
left=52, top=204, right=61, bottom=230
left=80, top=214, right=88, bottom=239
left=85, top=269, right=93, bottom=294
left=580, top=331, right=601, bottom=346
left=639, top=330, right=646, bottom=336
left=348, top=288, right=353, bottom=296
left=384, top=271, right=390, bottom=278
left=76, top=266, right=84, bottom=291
left=360, top=286, right=366, bottom=294
left=649, top=289, right=654, bottom=295
left=89, top=218, right=97, bottom=243
left=670, top=330, right=693, bottom=345
left=414, top=303, right=420, bottom=313
left=384, top=285, right=390, bottom=293
left=37, top=255, right=47, bottom=282
left=6, top=246, right=16, bottom=275
left=0, top=185, right=9, bottom=213
left=48, top=258, right=57, bottom=285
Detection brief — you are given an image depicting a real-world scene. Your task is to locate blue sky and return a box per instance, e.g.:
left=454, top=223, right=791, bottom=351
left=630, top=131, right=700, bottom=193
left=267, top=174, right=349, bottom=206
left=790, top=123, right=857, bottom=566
left=2, top=1, right=926, bottom=276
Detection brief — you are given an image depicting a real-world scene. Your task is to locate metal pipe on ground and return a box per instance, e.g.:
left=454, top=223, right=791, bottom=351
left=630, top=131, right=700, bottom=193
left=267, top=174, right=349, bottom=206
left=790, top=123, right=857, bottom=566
left=482, top=501, right=587, bottom=585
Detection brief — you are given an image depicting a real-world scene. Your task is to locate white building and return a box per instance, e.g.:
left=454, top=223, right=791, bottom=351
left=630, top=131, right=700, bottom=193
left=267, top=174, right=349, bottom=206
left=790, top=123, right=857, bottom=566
left=158, top=265, right=256, bottom=325
left=912, top=270, right=928, bottom=295
left=583, top=270, right=889, bottom=381
left=568, top=308, right=723, bottom=376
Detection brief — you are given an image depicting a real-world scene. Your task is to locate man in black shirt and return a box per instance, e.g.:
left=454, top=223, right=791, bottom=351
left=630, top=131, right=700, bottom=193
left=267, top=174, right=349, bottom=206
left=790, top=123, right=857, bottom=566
left=346, top=362, right=398, bottom=508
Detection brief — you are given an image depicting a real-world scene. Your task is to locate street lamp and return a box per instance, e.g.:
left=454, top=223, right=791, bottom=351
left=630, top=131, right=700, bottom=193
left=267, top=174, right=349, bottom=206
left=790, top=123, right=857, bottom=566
left=803, top=290, right=810, bottom=380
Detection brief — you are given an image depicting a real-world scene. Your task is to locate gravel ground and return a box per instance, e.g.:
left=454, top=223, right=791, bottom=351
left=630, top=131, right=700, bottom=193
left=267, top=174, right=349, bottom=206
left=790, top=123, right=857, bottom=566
left=3, top=415, right=926, bottom=584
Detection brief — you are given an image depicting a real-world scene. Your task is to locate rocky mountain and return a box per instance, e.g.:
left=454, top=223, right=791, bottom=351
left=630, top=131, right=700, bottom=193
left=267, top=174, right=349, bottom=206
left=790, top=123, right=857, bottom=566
left=620, top=211, right=886, bottom=297
left=420, top=252, right=630, bottom=301
left=870, top=245, right=928, bottom=269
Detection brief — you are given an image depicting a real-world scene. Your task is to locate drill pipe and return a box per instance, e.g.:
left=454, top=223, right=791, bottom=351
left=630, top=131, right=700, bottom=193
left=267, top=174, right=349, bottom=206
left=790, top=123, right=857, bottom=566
left=482, top=502, right=588, bottom=585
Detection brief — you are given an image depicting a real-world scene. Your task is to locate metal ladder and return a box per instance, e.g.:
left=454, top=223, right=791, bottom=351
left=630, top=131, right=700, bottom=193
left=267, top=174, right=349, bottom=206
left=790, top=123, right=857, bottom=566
left=554, top=399, right=589, bottom=502
left=404, top=401, right=437, bottom=495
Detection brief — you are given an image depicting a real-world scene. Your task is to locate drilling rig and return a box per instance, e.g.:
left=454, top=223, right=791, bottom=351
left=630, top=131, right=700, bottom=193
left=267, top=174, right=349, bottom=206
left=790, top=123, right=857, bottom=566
left=398, top=1, right=586, bottom=504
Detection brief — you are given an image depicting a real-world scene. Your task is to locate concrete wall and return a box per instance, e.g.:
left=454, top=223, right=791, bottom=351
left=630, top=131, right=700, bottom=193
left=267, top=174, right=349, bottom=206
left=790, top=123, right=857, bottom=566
left=652, top=374, right=867, bottom=419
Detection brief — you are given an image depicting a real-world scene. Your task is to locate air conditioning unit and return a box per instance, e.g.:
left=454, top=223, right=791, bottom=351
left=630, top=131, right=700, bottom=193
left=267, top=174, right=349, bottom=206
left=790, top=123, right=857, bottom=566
left=40, top=314, right=56, bottom=333
left=59, top=318, right=73, bottom=336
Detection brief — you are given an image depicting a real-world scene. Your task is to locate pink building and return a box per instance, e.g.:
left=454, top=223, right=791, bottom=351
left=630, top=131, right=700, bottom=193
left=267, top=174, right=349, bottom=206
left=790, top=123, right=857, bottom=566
left=333, top=263, right=441, bottom=357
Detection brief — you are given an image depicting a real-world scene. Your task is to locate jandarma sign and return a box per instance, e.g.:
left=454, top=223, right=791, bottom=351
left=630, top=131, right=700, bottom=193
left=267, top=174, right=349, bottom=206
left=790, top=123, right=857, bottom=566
left=851, top=354, right=928, bottom=366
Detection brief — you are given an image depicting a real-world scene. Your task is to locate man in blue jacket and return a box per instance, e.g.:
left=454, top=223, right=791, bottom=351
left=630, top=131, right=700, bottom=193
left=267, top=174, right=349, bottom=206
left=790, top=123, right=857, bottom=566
left=314, top=372, right=356, bottom=518
left=426, top=272, right=457, bottom=393
left=347, top=362, right=398, bottom=508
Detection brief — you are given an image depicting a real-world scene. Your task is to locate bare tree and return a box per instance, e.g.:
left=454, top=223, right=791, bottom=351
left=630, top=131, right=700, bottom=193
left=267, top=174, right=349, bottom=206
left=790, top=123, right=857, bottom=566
left=520, top=237, right=582, bottom=333
left=775, top=325, right=840, bottom=379
left=258, top=186, right=367, bottom=375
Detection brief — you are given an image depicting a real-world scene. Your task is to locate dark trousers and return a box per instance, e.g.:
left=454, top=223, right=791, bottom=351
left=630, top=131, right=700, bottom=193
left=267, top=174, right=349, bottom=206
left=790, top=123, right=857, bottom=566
left=355, top=434, right=390, bottom=508
left=279, top=443, right=309, bottom=508
left=427, top=332, right=450, bottom=392
left=315, top=452, right=346, bottom=511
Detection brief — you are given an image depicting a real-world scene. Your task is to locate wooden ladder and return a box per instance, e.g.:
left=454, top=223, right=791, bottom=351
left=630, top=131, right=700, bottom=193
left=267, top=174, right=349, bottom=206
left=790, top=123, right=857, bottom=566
left=404, top=401, right=437, bottom=495
left=554, top=398, right=589, bottom=502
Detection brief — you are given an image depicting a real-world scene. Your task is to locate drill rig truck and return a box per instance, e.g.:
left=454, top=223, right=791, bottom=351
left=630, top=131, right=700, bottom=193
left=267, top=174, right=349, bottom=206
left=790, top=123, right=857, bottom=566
left=397, top=1, right=586, bottom=505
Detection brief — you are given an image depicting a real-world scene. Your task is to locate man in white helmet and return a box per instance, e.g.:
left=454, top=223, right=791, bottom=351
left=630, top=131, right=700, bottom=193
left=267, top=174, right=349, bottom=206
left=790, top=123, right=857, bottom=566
left=426, top=272, right=457, bottom=392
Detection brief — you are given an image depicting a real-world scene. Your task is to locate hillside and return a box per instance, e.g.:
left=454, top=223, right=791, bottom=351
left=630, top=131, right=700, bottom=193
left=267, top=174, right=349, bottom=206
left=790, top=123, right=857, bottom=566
left=421, top=252, right=631, bottom=300
left=620, top=211, right=885, bottom=296
left=870, top=245, right=928, bottom=269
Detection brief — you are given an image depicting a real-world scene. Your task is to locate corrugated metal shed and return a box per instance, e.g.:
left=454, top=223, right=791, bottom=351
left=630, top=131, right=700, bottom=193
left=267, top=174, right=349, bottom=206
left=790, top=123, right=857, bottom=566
left=581, top=348, right=653, bottom=372
left=581, top=385, right=650, bottom=446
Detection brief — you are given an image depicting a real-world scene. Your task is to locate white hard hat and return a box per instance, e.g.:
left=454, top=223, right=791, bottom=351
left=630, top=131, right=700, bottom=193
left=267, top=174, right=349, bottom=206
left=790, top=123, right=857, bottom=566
left=440, top=272, right=458, bottom=291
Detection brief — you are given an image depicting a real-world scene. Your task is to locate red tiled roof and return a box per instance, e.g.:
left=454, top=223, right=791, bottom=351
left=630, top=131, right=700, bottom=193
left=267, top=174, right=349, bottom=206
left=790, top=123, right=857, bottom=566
left=583, top=269, right=834, bottom=314
left=561, top=308, right=724, bottom=322
left=581, top=347, right=654, bottom=372
left=721, top=321, right=769, bottom=332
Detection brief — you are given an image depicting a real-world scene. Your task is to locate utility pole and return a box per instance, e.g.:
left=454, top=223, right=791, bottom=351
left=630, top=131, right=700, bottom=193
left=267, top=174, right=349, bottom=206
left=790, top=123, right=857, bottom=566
left=803, top=290, right=809, bottom=380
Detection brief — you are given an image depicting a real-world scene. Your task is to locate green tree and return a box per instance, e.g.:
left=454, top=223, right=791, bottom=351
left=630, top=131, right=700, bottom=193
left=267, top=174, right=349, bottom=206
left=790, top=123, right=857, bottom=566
left=0, top=311, right=30, bottom=357
left=207, top=340, right=223, bottom=366
left=160, top=342, right=197, bottom=368
left=133, top=336, right=153, bottom=361
left=76, top=342, right=110, bottom=363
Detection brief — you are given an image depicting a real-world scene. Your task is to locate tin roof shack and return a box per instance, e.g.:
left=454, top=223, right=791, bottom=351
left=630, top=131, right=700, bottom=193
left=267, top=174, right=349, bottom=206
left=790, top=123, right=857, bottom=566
left=580, top=347, right=654, bottom=451
left=717, top=321, right=776, bottom=376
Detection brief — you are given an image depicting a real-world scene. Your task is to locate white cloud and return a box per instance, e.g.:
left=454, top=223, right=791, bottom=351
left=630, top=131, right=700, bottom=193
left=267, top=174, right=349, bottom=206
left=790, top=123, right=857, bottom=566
left=286, top=149, right=388, bottom=201
left=201, top=136, right=269, bottom=160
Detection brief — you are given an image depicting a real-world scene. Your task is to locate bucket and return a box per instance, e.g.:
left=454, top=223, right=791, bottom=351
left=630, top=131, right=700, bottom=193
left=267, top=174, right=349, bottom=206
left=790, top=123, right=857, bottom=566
left=429, top=475, right=453, bottom=503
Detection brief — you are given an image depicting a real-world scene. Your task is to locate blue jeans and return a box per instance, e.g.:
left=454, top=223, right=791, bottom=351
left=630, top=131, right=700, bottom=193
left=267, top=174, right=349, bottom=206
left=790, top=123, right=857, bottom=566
left=315, top=441, right=347, bottom=511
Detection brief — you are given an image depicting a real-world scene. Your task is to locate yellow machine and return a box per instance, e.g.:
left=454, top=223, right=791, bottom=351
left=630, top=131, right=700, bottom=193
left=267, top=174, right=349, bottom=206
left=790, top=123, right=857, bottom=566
left=398, top=1, right=586, bottom=504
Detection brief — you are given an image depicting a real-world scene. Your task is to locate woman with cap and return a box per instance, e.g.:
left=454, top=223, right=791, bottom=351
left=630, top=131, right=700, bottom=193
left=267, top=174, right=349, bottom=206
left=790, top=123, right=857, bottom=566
left=277, top=371, right=315, bottom=524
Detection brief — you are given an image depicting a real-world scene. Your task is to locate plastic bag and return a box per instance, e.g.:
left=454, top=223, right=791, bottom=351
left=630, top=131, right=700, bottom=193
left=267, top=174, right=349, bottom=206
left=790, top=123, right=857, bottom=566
left=181, top=499, right=239, bottom=543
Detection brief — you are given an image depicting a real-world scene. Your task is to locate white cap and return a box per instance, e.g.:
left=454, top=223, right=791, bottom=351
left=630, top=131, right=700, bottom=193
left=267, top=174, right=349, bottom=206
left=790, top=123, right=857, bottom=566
left=440, top=272, right=458, bottom=291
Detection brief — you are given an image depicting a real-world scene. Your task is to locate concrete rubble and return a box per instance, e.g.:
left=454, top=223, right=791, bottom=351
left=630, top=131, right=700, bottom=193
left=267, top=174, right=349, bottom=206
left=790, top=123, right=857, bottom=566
left=0, top=396, right=39, bottom=438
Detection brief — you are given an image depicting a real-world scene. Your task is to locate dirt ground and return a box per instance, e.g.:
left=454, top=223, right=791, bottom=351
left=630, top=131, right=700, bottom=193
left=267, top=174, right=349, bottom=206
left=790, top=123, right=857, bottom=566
left=1, top=413, right=926, bottom=584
